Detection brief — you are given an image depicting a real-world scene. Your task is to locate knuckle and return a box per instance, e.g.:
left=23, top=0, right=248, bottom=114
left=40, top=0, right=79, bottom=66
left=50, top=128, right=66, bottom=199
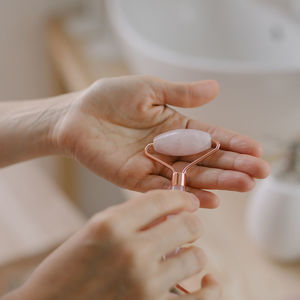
left=181, top=213, right=203, bottom=236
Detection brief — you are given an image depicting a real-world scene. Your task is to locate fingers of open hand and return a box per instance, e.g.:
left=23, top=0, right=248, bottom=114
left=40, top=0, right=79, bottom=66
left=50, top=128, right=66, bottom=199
left=150, top=140, right=269, bottom=195
left=182, top=150, right=269, bottom=179
left=160, top=162, right=255, bottom=192
left=184, top=164, right=255, bottom=192
left=187, top=119, right=263, bottom=157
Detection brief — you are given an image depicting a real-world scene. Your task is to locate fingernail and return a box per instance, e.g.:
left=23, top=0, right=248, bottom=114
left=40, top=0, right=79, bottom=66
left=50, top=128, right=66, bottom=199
left=188, top=193, right=200, bottom=209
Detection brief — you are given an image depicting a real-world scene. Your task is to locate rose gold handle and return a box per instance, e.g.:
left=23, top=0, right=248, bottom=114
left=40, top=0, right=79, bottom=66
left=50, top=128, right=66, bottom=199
left=144, top=139, right=220, bottom=295
left=144, top=140, right=220, bottom=191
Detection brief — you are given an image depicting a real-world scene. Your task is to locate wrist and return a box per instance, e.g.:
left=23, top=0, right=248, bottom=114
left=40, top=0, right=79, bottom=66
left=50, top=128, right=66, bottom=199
left=45, top=92, right=79, bottom=156
left=0, top=92, right=78, bottom=166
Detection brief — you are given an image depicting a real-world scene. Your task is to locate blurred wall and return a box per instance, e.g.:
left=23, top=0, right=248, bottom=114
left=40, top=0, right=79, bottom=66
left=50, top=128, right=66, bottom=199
left=0, top=0, right=78, bottom=188
left=0, top=0, right=76, bottom=100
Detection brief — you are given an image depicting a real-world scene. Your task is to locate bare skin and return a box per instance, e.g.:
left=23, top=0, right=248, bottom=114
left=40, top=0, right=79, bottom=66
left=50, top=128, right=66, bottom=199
left=0, top=75, right=269, bottom=208
left=0, top=75, right=270, bottom=299
left=3, top=190, right=221, bottom=300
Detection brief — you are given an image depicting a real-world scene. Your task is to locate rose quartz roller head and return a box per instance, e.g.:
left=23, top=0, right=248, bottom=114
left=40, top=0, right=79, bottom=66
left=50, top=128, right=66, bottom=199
left=145, top=129, right=220, bottom=191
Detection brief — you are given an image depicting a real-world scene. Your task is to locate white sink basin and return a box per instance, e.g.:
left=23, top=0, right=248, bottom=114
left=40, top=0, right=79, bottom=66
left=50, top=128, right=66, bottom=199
left=106, top=0, right=300, bottom=144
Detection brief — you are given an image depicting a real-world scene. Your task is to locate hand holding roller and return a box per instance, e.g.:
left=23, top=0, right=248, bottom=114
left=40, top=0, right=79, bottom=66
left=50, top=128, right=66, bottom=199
left=144, top=129, right=220, bottom=295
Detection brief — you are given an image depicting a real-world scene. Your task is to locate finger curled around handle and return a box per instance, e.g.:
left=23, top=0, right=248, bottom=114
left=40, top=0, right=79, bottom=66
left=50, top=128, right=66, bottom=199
left=116, top=190, right=200, bottom=233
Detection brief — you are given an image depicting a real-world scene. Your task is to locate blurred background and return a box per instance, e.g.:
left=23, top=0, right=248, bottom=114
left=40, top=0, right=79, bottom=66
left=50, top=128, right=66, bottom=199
left=0, top=1, right=300, bottom=299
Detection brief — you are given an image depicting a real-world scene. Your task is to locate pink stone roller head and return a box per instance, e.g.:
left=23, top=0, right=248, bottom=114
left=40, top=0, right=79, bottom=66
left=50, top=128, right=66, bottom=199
left=145, top=129, right=220, bottom=191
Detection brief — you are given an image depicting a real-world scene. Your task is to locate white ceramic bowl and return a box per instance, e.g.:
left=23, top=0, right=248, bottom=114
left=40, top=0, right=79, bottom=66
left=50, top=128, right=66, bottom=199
left=106, top=0, right=300, bottom=143
left=247, top=175, right=300, bottom=261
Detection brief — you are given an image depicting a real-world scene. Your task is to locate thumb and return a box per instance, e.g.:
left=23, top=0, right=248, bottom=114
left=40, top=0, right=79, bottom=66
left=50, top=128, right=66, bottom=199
left=155, top=79, right=219, bottom=108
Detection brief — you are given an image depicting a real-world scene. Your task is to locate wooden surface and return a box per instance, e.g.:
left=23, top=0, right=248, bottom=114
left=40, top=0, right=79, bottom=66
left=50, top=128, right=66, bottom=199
left=46, top=18, right=300, bottom=300
left=0, top=161, right=86, bottom=265
left=193, top=191, right=300, bottom=300
left=46, top=18, right=129, bottom=92
left=0, top=161, right=86, bottom=295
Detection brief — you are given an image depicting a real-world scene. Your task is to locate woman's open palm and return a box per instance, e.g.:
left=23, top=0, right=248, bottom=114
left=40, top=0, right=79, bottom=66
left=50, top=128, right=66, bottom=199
left=56, top=75, right=269, bottom=208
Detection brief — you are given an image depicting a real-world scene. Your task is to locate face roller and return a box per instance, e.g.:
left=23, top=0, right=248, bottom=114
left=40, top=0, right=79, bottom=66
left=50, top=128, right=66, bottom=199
left=145, top=129, right=220, bottom=192
left=144, top=129, right=220, bottom=295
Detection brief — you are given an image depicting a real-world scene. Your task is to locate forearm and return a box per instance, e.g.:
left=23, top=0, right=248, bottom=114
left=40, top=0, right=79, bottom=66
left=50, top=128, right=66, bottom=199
left=0, top=93, right=76, bottom=167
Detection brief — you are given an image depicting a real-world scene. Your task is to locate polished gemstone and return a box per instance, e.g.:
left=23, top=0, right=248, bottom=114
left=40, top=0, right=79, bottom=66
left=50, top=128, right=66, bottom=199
left=153, top=129, right=211, bottom=156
